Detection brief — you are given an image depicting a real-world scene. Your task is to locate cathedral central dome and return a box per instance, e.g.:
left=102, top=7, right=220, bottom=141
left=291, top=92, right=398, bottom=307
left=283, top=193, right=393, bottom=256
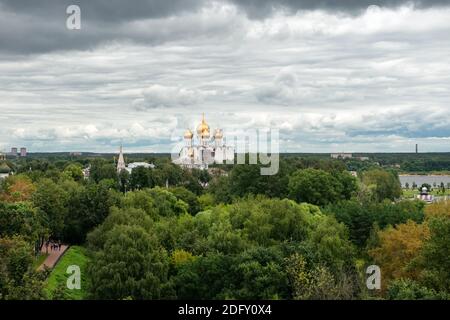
left=196, top=114, right=210, bottom=138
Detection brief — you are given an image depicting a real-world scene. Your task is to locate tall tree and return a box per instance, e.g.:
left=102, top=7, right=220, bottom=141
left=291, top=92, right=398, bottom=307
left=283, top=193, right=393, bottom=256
left=88, top=224, right=173, bottom=299
left=288, top=168, right=344, bottom=206
left=369, top=221, right=429, bottom=290
left=32, top=179, right=68, bottom=240
left=362, top=169, right=402, bottom=202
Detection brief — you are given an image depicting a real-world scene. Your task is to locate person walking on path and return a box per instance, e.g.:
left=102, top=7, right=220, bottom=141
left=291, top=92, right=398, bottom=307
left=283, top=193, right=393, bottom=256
left=37, top=243, right=69, bottom=271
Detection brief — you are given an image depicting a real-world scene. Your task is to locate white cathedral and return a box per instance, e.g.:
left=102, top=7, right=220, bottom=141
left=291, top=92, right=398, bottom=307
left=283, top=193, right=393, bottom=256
left=173, top=114, right=234, bottom=170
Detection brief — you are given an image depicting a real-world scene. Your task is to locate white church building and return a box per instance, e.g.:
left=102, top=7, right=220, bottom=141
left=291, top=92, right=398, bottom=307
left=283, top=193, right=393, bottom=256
left=116, top=145, right=155, bottom=174
left=173, top=114, right=234, bottom=170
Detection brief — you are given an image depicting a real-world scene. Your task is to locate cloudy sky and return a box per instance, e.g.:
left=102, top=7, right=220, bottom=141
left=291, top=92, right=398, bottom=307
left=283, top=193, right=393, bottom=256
left=1, top=0, right=450, bottom=153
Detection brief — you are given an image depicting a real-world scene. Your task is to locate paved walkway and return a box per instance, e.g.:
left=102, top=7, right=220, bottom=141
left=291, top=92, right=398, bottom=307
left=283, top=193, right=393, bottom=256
left=38, top=244, right=69, bottom=271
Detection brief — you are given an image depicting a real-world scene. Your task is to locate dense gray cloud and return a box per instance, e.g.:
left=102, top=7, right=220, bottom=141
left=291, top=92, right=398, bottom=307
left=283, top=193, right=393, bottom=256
left=133, top=85, right=210, bottom=109
left=2, top=0, right=450, bottom=54
left=1, top=1, right=450, bottom=152
left=229, top=0, right=450, bottom=17
left=0, top=0, right=204, bottom=21
left=0, top=0, right=205, bottom=54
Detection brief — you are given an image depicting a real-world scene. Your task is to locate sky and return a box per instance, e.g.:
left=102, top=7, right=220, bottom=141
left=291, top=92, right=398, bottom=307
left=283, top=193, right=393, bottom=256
left=1, top=0, right=450, bottom=153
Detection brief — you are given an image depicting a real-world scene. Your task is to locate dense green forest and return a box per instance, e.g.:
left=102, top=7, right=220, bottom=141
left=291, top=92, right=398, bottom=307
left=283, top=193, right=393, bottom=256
left=0, top=154, right=449, bottom=300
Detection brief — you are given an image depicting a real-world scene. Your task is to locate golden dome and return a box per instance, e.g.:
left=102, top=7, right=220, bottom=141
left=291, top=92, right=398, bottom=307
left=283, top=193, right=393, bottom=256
left=196, top=113, right=210, bottom=138
left=184, top=129, right=193, bottom=139
left=201, top=129, right=210, bottom=138
left=214, top=129, right=223, bottom=139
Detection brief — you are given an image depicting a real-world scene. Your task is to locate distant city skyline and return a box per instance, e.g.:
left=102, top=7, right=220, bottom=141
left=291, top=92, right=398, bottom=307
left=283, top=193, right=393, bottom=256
left=1, top=0, right=450, bottom=153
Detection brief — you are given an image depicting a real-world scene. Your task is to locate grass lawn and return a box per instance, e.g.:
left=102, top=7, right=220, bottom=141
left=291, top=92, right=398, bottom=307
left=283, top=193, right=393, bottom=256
left=44, top=245, right=90, bottom=300
left=402, top=189, right=416, bottom=198
left=402, top=189, right=450, bottom=198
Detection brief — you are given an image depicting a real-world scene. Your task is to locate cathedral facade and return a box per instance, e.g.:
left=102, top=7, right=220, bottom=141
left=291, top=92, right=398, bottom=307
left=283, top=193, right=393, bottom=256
left=173, top=115, right=234, bottom=170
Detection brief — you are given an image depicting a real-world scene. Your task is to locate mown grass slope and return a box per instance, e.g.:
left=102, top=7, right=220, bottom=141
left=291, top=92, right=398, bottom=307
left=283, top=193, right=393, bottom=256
left=45, top=246, right=90, bottom=300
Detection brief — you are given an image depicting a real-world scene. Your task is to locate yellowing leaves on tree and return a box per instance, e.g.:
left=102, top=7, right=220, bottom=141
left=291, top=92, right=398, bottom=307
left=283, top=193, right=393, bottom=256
left=369, top=220, right=430, bottom=291
left=171, top=249, right=196, bottom=267
left=425, top=201, right=450, bottom=220
left=0, top=175, right=36, bottom=202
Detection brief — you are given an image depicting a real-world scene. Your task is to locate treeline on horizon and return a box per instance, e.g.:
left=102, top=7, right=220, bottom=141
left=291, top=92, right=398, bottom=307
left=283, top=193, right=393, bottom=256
left=0, top=155, right=449, bottom=300
left=6, top=151, right=450, bottom=174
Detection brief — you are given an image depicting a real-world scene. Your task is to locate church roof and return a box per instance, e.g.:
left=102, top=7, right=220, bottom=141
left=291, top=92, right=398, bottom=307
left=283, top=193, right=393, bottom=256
left=0, top=162, right=11, bottom=174
left=117, top=145, right=126, bottom=172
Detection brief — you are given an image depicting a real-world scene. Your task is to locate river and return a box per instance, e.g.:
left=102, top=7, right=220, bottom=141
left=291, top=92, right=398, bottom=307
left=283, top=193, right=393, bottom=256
left=399, top=175, right=450, bottom=188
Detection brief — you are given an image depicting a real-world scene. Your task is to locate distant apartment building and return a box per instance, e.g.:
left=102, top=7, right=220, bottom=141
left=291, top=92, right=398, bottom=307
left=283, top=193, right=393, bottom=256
left=331, top=153, right=353, bottom=159
left=8, top=147, right=18, bottom=156
left=330, top=153, right=370, bottom=161
left=20, top=147, right=27, bottom=157
left=70, top=152, right=83, bottom=156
